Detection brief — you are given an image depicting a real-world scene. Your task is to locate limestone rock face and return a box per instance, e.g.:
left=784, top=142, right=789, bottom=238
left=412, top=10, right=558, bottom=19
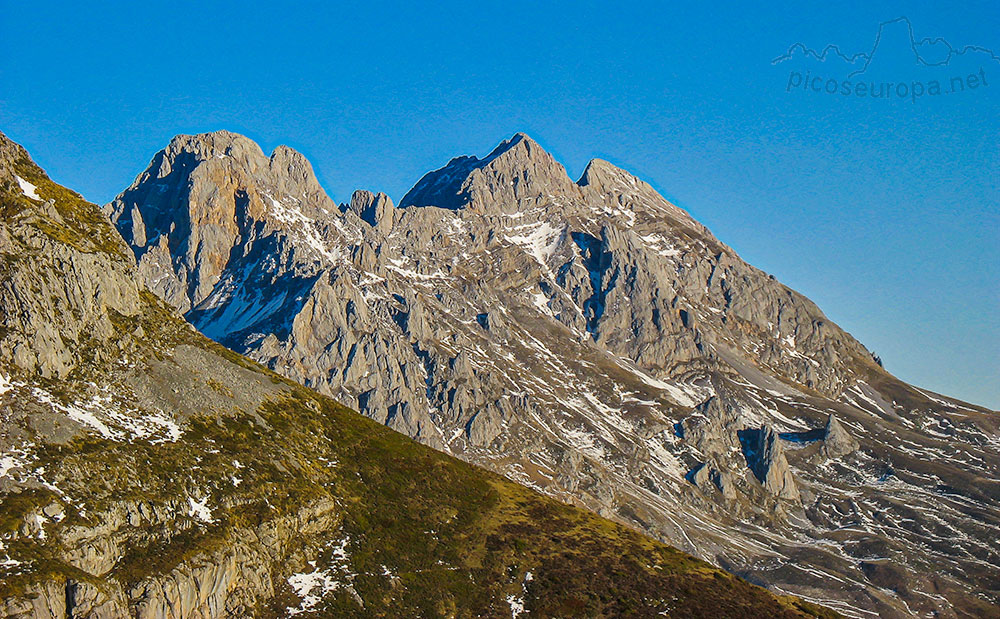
left=106, top=130, right=1000, bottom=618
left=104, top=131, right=334, bottom=314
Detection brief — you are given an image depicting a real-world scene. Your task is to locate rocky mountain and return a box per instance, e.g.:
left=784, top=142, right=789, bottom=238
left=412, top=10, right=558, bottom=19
left=0, top=131, right=833, bottom=617
left=109, top=130, right=999, bottom=618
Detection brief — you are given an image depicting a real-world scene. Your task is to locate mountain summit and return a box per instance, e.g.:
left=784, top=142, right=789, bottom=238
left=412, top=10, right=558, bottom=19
left=109, top=130, right=1000, bottom=617
left=401, top=133, right=577, bottom=212
left=106, top=131, right=336, bottom=314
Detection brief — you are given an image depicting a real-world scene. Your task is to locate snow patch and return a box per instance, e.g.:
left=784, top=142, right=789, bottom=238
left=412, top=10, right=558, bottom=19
left=842, top=383, right=893, bottom=417
left=505, top=221, right=564, bottom=267
left=0, top=445, right=33, bottom=479
left=34, top=389, right=116, bottom=439
left=558, top=422, right=606, bottom=461
left=507, top=594, right=525, bottom=618
left=287, top=565, right=342, bottom=614
left=188, top=496, right=214, bottom=523
left=386, top=257, right=451, bottom=282
left=638, top=233, right=681, bottom=258
left=265, top=194, right=341, bottom=261
left=34, top=513, right=47, bottom=539
left=531, top=291, right=551, bottom=315
left=286, top=535, right=356, bottom=615
left=200, top=288, right=289, bottom=341
left=0, top=373, right=13, bottom=396
left=506, top=570, right=534, bottom=618
left=15, top=176, right=40, bottom=200
left=32, top=388, right=182, bottom=443
left=618, top=362, right=704, bottom=408
left=0, top=538, right=22, bottom=569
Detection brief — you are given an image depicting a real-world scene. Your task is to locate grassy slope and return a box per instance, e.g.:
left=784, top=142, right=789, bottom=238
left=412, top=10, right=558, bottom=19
left=0, top=134, right=835, bottom=617
left=5, top=387, right=834, bottom=617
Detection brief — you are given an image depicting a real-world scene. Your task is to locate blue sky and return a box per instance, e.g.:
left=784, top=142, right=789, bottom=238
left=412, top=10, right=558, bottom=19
left=1, top=1, right=997, bottom=407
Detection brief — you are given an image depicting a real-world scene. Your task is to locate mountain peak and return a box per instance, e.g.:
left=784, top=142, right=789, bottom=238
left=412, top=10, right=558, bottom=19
left=479, top=132, right=556, bottom=171
left=483, top=131, right=541, bottom=159
left=400, top=132, right=574, bottom=211
left=576, top=157, right=665, bottom=194
left=157, top=133, right=323, bottom=195
left=120, top=130, right=332, bottom=213
left=108, top=130, right=336, bottom=312
left=163, top=129, right=266, bottom=163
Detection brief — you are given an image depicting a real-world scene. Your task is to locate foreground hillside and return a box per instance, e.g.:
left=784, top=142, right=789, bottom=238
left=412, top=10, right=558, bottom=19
left=0, top=133, right=833, bottom=616
left=107, top=131, right=1000, bottom=617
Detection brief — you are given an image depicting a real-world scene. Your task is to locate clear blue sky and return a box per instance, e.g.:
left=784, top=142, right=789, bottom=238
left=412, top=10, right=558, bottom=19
left=1, top=1, right=997, bottom=408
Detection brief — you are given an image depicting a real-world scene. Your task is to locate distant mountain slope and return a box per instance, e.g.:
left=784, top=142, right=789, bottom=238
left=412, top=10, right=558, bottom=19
left=109, top=130, right=1000, bottom=617
left=0, top=132, right=831, bottom=617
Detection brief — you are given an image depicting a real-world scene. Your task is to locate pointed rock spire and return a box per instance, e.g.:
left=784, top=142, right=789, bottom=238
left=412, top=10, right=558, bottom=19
left=822, top=413, right=859, bottom=458
left=348, top=190, right=396, bottom=230
left=268, top=144, right=329, bottom=207
left=749, top=426, right=799, bottom=500
left=577, top=157, right=631, bottom=190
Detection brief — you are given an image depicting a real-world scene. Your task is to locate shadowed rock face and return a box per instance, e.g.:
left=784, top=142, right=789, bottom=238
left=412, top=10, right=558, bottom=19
left=1, top=131, right=828, bottom=619
left=744, top=426, right=799, bottom=501
left=105, top=131, right=333, bottom=315
left=109, top=130, right=1000, bottom=618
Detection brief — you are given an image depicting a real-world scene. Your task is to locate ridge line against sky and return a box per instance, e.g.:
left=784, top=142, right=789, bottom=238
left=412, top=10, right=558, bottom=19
left=1, top=1, right=996, bottom=408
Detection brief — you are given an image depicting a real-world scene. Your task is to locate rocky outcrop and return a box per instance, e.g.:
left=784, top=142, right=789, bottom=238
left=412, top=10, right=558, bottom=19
left=822, top=413, right=859, bottom=458
left=688, top=460, right=737, bottom=500
left=681, top=395, right=743, bottom=457
left=746, top=426, right=799, bottom=501
left=1, top=497, right=337, bottom=619
left=0, top=134, right=142, bottom=380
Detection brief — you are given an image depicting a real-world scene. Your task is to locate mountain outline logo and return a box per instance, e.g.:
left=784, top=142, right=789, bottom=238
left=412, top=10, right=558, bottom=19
left=772, top=16, right=1000, bottom=78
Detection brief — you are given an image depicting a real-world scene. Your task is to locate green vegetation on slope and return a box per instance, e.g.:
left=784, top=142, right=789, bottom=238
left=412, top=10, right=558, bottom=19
left=1, top=386, right=835, bottom=617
